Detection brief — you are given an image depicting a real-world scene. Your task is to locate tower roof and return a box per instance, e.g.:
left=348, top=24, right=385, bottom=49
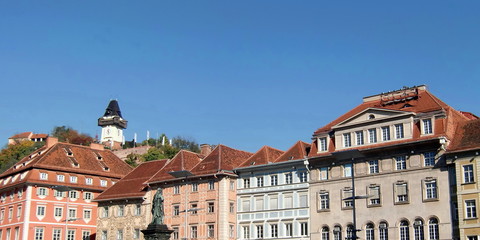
left=103, top=100, right=123, bottom=118
left=98, top=100, right=127, bottom=129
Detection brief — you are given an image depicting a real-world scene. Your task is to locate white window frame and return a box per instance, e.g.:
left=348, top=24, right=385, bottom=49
left=424, top=152, right=436, bottom=167
left=422, top=118, right=433, bottom=135
left=464, top=164, right=475, bottom=184
left=85, top=178, right=93, bottom=185
left=39, top=172, right=48, bottom=180
left=395, top=124, right=404, bottom=139
left=369, top=160, right=379, bottom=174
left=57, top=175, right=65, bottom=182
left=368, top=128, right=377, bottom=143
left=466, top=199, right=477, bottom=219
left=343, top=133, right=352, bottom=147
left=356, top=131, right=364, bottom=145
left=319, top=137, right=328, bottom=152
left=381, top=126, right=391, bottom=141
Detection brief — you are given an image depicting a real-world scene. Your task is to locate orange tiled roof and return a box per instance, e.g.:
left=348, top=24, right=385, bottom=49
left=30, top=133, right=48, bottom=139
left=274, top=141, right=311, bottom=162
left=95, top=160, right=167, bottom=201
left=0, top=142, right=133, bottom=179
left=9, top=132, right=33, bottom=139
left=147, top=150, right=204, bottom=183
left=448, top=119, right=480, bottom=153
left=189, top=145, right=253, bottom=176
left=238, top=146, right=284, bottom=167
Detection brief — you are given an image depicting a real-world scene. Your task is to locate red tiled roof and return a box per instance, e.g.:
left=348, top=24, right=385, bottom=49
left=30, top=134, right=48, bottom=139
left=147, top=150, right=204, bottom=183
left=448, top=119, right=480, bottom=153
left=189, top=145, right=253, bottom=176
left=274, top=141, right=311, bottom=162
left=0, top=142, right=133, bottom=179
left=238, top=146, right=284, bottom=167
left=460, top=111, right=479, bottom=120
left=9, top=132, right=33, bottom=139
left=95, top=160, right=167, bottom=201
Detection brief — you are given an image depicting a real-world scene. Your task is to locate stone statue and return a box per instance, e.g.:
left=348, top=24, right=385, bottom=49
left=151, top=188, right=164, bottom=225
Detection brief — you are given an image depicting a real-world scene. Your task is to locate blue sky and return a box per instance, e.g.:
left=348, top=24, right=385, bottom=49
left=0, top=1, right=479, bottom=153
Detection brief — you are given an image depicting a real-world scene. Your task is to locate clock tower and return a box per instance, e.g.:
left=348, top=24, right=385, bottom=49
left=98, top=100, right=128, bottom=150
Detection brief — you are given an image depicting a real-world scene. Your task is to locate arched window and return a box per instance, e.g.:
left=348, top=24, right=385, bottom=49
left=322, top=227, right=330, bottom=240
left=366, top=223, right=375, bottom=240
left=428, top=218, right=439, bottom=240
left=379, top=221, right=388, bottom=240
left=413, top=219, right=424, bottom=240
left=400, top=220, right=410, bottom=240
left=333, top=225, right=342, bottom=240
left=346, top=225, right=354, bottom=239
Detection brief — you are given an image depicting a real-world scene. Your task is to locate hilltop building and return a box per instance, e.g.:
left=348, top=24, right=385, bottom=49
left=98, top=100, right=127, bottom=150
left=307, top=85, right=472, bottom=240
left=0, top=137, right=132, bottom=240
left=8, top=132, right=48, bottom=145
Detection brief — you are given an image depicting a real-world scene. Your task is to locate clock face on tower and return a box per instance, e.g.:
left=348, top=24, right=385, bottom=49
left=106, top=129, right=110, bottom=135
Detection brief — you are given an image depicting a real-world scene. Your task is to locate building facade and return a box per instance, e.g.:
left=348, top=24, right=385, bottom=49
left=307, top=85, right=471, bottom=240
left=0, top=137, right=132, bottom=240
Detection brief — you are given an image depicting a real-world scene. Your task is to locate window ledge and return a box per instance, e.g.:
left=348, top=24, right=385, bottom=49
left=462, top=182, right=476, bottom=185
left=394, top=201, right=409, bottom=205
left=367, top=204, right=382, bottom=208
left=423, top=198, right=439, bottom=202
left=317, top=209, right=330, bottom=213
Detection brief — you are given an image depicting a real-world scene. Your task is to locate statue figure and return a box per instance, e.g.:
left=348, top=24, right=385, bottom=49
left=151, top=188, right=164, bottom=225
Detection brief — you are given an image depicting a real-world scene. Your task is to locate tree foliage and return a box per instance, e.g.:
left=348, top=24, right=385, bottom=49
left=133, top=135, right=201, bottom=163
left=171, top=136, right=200, bottom=153
left=51, top=126, right=94, bottom=145
left=0, top=141, right=44, bottom=173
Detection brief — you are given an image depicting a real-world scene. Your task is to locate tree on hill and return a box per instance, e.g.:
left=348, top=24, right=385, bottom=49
left=171, top=136, right=200, bottom=153
left=51, top=126, right=94, bottom=145
left=0, top=141, right=44, bottom=173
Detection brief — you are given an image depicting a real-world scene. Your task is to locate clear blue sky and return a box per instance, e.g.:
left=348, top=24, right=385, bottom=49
left=1, top=1, right=479, bottom=153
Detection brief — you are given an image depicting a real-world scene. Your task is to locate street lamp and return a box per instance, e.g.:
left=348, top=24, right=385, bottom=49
left=332, top=150, right=364, bottom=240
left=168, top=170, right=194, bottom=240
left=53, top=186, right=74, bottom=240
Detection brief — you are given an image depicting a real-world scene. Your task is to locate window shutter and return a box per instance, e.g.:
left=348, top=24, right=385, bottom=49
left=397, top=184, right=407, bottom=195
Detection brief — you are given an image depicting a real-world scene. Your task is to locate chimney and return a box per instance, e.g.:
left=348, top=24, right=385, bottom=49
left=46, top=137, right=58, bottom=148
left=90, top=143, right=105, bottom=150
left=200, top=144, right=212, bottom=156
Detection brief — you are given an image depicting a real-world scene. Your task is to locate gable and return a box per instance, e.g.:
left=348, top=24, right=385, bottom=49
left=333, top=108, right=414, bottom=129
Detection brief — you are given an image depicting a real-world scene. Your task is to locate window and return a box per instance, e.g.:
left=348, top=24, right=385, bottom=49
left=242, top=198, right=250, bottom=212
left=256, top=225, right=264, bottom=238
left=54, top=207, right=63, bottom=217
left=255, top=197, right=264, bottom=211
left=8, top=207, right=12, bottom=219
left=343, top=188, right=353, bottom=208
left=333, top=225, right=342, bottom=240
left=134, top=204, right=141, bottom=216
left=208, top=202, right=214, bottom=213
left=366, top=223, right=375, bottom=240
left=320, top=167, right=329, bottom=180
left=396, top=156, right=407, bottom=170
left=230, top=225, right=235, bottom=238
left=117, top=205, right=124, bottom=217
left=174, top=185, right=180, bottom=194
left=243, top=226, right=250, bottom=239
left=68, top=208, right=76, bottom=219
left=319, top=192, right=330, bottom=210
left=413, top=219, right=424, bottom=240
left=356, top=131, right=364, bottom=145
left=173, top=205, right=180, bottom=216
left=191, top=226, right=198, bottom=239
left=84, top=209, right=91, bottom=219
left=230, top=202, right=235, bottom=213
left=369, top=128, right=377, bottom=143
left=382, top=126, right=391, bottom=141
left=230, top=181, right=235, bottom=190
left=424, top=152, right=435, bottom=167
left=395, top=124, right=404, bottom=139
left=102, top=206, right=109, bottom=218
left=464, top=165, right=475, bottom=183
left=53, top=229, right=61, bottom=240
left=100, top=180, right=107, bottom=187
left=269, top=195, right=278, bottom=210
left=208, top=225, right=214, bottom=238
left=425, top=179, right=438, bottom=200
left=40, top=172, right=48, bottom=180
left=70, top=176, right=77, bottom=183
left=192, top=183, right=198, bottom=192
left=344, top=163, right=352, bottom=177
left=17, top=189, right=23, bottom=198
left=173, top=227, right=179, bottom=239
left=243, top=178, right=250, bottom=188
left=368, top=185, right=381, bottom=205
left=423, top=119, right=433, bottom=134
left=369, top=160, right=379, bottom=174
left=57, top=175, right=65, bottom=182
left=319, top=137, right=328, bottom=151
left=322, top=226, right=329, bottom=240
left=85, top=178, right=93, bottom=185
left=82, top=230, right=91, bottom=240
left=101, top=230, right=108, bottom=240
left=468, top=237, right=478, bottom=240
left=284, top=194, right=293, bottom=208
left=35, top=228, right=44, bottom=240
left=133, top=229, right=140, bottom=239
left=346, top=225, right=354, bottom=239
left=466, top=200, right=477, bottom=219
left=270, top=175, right=278, bottom=186
left=54, top=190, right=65, bottom=198
left=16, top=206, right=21, bottom=218
left=208, top=180, right=215, bottom=190
left=400, top=220, right=410, bottom=240
left=1, top=209, right=4, bottom=221
left=257, top=177, right=264, bottom=187
left=396, top=182, right=409, bottom=203
left=301, top=222, right=308, bottom=236
left=270, top=224, right=278, bottom=238
left=84, top=192, right=93, bottom=200
left=36, top=205, right=46, bottom=216
left=299, top=172, right=308, bottom=183
left=116, top=229, right=123, bottom=240
left=428, top=218, right=439, bottom=240
left=299, top=192, right=308, bottom=208
left=379, top=222, right=388, bottom=240
left=344, top=133, right=352, bottom=147
left=285, top=173, right=293, bottom=184
left=37, top=187, right=48, bottom=196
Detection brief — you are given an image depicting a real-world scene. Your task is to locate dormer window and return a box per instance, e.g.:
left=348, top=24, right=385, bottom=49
left=318, top=137, right=327, bottom=152
left=63, top=148, right=73, bottom=156
left=395, top=124, right=404, bottom=139
left=422, top=119, right=433, bottom=135
left=40, top=173, right=48, bottom=180
left=57, top=175, right=65, bottom=182
left=86, top=178, right=93, bottom=185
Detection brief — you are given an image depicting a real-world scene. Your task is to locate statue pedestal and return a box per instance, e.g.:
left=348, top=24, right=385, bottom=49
left=141, top=224, right=173, bottom=240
